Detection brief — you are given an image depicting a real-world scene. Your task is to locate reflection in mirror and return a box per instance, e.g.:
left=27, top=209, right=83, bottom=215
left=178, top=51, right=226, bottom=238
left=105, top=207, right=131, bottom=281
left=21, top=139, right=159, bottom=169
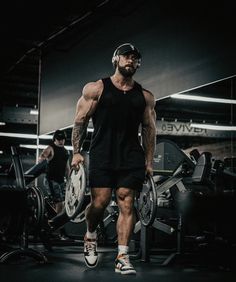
left=153, top=139, right=194, bottom=176
left=155, top=76, right=236, bottom=173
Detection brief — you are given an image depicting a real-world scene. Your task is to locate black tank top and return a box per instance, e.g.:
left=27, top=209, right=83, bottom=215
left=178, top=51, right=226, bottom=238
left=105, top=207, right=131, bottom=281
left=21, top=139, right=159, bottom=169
left=89, top=77, right=146, bottom=170
left=47, top=143, right=69, bottom=183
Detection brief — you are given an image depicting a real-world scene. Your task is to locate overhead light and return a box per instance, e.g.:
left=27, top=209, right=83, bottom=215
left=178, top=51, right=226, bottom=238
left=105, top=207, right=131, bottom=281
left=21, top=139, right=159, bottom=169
left=190, top=123, right=236, bottom=131
left=0, top=132, right=52, bottom=139
left=30, top=109, right=39, bottom=115
left=51, top=124, right=94, bottom=133
left=0, top=122, right=6, bottom=126
left=0, top=150, right=3, bottom=154
left=171, top=94, right=236, bottom=104
left=20, top=144, right=73, bottom=150
left=20, top=144, right=48, bottom=150
left=39, top=134, right=53, bottom=139
left=0, top=132, right=37, bottom=139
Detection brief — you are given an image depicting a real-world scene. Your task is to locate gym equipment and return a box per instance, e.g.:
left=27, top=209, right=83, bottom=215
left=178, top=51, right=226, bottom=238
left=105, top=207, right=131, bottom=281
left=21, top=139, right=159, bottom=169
left=0, top=147, right=47, bottom=264
left=27, top=186, right=45, bottom=234
left=138, top=143, right=236, bottom=266
left=137, top=165, right=192, bottom=227
left=154, top=139, right=193, bottom=170
left=0, top=149, right=89, bottom=252
left=1, top=159, right=47, bottom=186
left=24, top=159, right=47, bottom=185
left=136, top=139, right=195, bottom=262
left=65, top=164, right=86, bottom=220
left=137, top=175, right=157, bottom=226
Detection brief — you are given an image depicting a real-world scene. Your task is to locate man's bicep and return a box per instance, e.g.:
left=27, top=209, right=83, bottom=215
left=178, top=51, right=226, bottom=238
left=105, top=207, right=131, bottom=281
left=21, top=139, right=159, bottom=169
left=74, top=87, right=99, bottom=122
left=74, top=96, right=93, bottom=123
left=142, top=104, right=154, bottom=125
left=143, top=92, right=156, bottom=124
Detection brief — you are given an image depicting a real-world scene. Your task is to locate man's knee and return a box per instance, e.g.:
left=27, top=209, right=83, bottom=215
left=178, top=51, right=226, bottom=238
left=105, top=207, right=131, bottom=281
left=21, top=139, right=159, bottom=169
left=117, top=188, right=135, bottom=202
left=117, top=188, right=136, bottom=214
left=90, top=188, right=112, bottom=210
left=92, top=196, right=110, bottom=210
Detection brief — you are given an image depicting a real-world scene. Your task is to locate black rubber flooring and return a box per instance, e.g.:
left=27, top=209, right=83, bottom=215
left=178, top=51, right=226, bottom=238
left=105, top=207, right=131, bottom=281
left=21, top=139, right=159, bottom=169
left=0, top=244, right=235, bottom=282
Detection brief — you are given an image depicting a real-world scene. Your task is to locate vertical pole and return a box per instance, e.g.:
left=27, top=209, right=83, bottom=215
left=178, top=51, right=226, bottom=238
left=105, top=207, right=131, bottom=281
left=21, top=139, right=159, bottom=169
left=35, top=49, right=42, bottom=186
left=140, top=224, right=150, bottom=262
left=230, top=78, right=234, bottom=162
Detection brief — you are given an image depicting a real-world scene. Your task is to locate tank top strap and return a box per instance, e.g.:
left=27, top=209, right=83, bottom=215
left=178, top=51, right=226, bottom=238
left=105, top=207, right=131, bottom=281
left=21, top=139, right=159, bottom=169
left=101, top=77, right=112, bottom=89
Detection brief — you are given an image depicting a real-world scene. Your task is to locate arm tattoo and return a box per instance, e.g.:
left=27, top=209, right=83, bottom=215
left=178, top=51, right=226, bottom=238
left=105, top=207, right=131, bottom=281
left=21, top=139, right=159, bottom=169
left=72, top=121, right=89, bottom=154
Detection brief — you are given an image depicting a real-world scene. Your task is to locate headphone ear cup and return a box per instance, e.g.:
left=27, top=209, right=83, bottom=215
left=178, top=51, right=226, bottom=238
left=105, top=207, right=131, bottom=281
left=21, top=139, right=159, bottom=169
left=112, top=55, right=119, bottom=65
left=137, top=59, right=141, bottom=68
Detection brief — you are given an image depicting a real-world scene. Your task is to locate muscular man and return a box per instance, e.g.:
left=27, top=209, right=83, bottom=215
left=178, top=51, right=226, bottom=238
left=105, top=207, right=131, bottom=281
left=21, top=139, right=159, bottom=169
left=71, top=43, right=156, bottom=274
left=39, top=129, right=70, bottom=214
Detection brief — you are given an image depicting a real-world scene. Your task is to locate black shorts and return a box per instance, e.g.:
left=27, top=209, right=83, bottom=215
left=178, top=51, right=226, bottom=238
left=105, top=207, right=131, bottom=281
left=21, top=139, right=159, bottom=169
left=89, top=168, right=146, bottom=191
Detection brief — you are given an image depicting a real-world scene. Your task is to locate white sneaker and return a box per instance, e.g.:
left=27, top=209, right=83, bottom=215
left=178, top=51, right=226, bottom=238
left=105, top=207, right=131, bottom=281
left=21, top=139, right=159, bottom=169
left=115, top=254, right=136, bottom=275
left=84, top=236, right=98, bottom=268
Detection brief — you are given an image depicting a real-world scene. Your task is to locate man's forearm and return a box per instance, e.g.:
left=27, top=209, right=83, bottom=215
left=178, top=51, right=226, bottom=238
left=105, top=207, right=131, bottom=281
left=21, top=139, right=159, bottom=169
left=71, top=121, right=88, bottom=154
left=142, top=126, right=156, bottom=165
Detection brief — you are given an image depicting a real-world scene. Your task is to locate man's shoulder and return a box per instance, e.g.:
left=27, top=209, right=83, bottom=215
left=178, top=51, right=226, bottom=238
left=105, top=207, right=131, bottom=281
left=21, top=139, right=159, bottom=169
left=142, top=88, right=155, bottom=106
left=142, top=88, right=154, bottom=97
left=84, top=79, right=105, bottom=90
left=83, top=79, right=104, bottom=99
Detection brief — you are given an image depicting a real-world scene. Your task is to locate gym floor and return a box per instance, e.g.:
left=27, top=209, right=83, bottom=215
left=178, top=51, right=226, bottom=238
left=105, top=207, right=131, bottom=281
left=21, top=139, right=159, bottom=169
left=0, top=244, right=235, bottom=282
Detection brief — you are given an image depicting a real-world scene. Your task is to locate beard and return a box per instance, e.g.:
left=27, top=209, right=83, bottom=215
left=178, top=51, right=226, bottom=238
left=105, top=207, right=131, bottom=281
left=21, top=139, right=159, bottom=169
left=117, top=64, right=137, bottom=78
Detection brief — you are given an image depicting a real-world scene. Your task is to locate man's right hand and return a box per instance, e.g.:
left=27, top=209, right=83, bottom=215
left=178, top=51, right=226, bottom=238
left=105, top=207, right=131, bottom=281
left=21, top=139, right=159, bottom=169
left=71, top=153, right=84, bottom=170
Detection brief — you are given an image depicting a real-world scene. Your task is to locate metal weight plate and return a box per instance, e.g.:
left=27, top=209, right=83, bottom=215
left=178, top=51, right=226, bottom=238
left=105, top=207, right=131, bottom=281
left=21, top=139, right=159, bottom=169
left=27, top=186, right=45, bottom=232
left=137, top=175, right=157, bottom=227
left=65, top=164, right=86, bottom=219
left=70, top=210, right=86, bottom=223
left=70, top=193, right=91, bottom=223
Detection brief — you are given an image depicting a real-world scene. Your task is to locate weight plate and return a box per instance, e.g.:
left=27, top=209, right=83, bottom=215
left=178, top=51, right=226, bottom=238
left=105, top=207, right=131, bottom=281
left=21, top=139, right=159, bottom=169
left=27, top=186, right=45, bottom=232
left=65, top=164, right=86, bottom=219
left=137, top=175, right=157, bottom=226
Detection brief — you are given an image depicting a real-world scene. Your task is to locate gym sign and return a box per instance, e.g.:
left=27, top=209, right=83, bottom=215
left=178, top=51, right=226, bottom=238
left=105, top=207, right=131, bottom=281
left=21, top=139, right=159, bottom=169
left=157, top=121, right=233, bottom=138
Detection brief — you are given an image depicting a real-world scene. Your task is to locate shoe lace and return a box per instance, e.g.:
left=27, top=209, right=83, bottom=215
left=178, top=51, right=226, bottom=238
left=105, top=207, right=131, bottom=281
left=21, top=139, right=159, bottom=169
left=120, top=254, right=132, bottom=266
left=85, top=241, right=97, bottom=255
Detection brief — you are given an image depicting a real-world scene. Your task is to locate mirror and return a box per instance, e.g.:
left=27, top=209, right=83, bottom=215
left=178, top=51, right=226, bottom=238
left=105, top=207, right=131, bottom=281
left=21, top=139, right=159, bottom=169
left=155, top=76, right=236, bottom=172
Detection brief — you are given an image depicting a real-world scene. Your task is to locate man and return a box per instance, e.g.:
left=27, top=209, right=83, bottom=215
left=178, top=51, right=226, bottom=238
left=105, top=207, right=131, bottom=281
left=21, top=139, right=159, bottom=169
left=71, top=43, right=156, bottom=274
left=39, top=129, right=70, bottom=214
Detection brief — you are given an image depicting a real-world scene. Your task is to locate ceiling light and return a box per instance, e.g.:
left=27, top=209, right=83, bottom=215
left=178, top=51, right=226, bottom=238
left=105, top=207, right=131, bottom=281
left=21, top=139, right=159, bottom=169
left=30, top=109, right=39, bottom=115
left=39, top=134, right=53, bottom=139
left=171, top=94, right=236, bottom=104
left=56, top=124, right=94, bottom=132
left=0, top=132, right=52, bottom=139
left=190, top=123, right=236, bottom=131
left=20, top=144, right=73, bottom=150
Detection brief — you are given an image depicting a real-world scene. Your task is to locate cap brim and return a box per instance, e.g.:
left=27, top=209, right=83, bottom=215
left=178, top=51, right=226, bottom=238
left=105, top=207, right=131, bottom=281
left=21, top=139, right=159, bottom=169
left=117, top=46, right=141, bottom=58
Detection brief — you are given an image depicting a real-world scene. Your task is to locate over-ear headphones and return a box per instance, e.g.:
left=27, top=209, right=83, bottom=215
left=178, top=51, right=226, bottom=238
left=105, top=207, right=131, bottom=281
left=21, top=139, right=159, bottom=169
left=112, top=43, right=141, bottom=68
left=111, top=54, right=119, bottom=66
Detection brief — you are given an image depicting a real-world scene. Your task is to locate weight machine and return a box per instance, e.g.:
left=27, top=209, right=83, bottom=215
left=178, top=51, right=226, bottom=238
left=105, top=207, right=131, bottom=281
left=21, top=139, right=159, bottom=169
left=135, top=139, right=236, bottom=267
left=0, top=147, right=47, bottom=264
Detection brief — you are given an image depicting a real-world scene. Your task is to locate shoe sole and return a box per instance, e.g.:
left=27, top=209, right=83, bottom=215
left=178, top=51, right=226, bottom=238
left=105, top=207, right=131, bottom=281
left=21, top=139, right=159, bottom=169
left=115, top=268, right=136, bottom=275
left=84, top=256, right=99, bottom=268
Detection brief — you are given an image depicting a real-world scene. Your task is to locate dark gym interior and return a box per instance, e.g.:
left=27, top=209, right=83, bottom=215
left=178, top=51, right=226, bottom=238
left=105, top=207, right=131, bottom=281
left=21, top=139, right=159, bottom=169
left=0, top=1, right=235, bottom=281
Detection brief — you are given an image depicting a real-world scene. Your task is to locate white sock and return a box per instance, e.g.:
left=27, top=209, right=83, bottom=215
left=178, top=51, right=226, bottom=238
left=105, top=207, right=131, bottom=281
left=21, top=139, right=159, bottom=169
left=118, top=245, right=129, bottom=256
left=86, top=230, right=97, bottom=240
